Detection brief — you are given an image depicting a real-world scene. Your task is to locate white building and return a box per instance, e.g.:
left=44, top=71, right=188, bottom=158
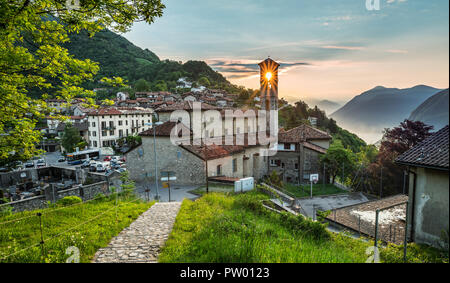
left=87, top=107, right=154, bottom=149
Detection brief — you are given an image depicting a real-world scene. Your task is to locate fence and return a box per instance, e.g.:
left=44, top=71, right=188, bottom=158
left=0, top=185, right=151, bottom=263
left=326, top=195, right=410, bottom=261
left=0, top=181, right=109, bottom=213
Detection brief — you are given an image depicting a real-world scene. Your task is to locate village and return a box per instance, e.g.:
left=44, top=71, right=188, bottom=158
left=0, top=0, right=448, bottom=268
left=1, top=58, right=448, bottom=265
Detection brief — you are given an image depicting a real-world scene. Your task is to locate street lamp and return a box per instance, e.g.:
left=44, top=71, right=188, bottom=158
left=144, top=113, right=163, bottom=201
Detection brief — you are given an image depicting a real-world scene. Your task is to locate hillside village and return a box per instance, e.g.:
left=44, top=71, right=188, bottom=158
left=0, top=1, right=448, bottom=266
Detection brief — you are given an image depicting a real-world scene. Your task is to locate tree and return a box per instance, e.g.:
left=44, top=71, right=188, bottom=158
left=0, top=0, right=165, bottom=163
left=61, top=123, right=84, bottom=153
left=198, top=76, right=210, bottom=87
left=321, top=140, right=356, bottom=184
left=134, top=78, right=150, bottom=92
left=366, top=120, right=434, bottom=196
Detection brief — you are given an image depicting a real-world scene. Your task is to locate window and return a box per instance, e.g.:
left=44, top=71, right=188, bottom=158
left=102, top=130, right=107, bottom=136
left=217, top=165, right=222, bottom=176
left=118, top=121, right=122, bottom=126
left=232, top=158, right=237, bottom=172
left=109, top=130, right=114, bottom=135
left=119, top=130, right=123, bottom=137
left=270, top=159, right=281, bottom=167
left=284, top=143, right=291, bottom=150
left=92, top=131, right=97, bottom=137
left=92, top=122, right=96, bottom=127
left=88, top=131, right=91, bottom=136
left=93, top=141, right=97, bottom=147
left=295, top=163, right=299, bottom=170
left=126, top=120, right=128, bottom=126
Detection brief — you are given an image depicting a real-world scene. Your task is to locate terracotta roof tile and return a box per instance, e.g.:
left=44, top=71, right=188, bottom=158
left=140, top=121, right=192, bottom=137
left=279, top=124, right=332, bottom=143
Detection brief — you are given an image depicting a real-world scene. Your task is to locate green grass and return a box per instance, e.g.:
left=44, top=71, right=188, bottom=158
left=283, top=183, right=347, bottom=198
left=159, top=192, right=448, bottom=263
left=0, top=195, right=154, bottom=263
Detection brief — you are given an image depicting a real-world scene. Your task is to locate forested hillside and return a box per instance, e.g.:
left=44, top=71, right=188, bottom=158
left=62, top=28, right=235, bottom=93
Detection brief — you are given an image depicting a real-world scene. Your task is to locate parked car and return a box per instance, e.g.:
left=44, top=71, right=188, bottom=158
left=103, top=156, right=112, bottom=162
left=24, top=161, right=34, bottom=168
left=115, top=168, right=127, bottom=173
left=36, top=159, right=46, bottom=168
left=0, top=167, right=9, bottom=173
left=96, top=163, right=107, bottom=172
left=89, top=162, right=97, bottom=172
left=58, top=157, right=66, bottom=162
left=81, top=160, right=91, bottom=168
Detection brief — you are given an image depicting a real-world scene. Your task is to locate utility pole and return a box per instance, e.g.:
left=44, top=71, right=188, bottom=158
left=323, top=163, right=325, bottom=188
left=379, top=166, right=383, bottom=199
left=205, top=159, right=209, bottom=194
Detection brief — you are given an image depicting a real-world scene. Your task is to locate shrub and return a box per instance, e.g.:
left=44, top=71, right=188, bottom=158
left=57, top=196, right=82, bottom=207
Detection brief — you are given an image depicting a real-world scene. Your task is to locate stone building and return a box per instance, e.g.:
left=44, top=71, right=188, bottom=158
left=396, top=125, right=449, bottom=248
left=269, top=124, right=332, bottom=184
left=125, top=121, right=269, bottom=185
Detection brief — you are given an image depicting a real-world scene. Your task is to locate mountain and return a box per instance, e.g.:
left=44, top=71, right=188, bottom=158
left=61, top=28, right=231, bottom=92
left=308, top=99, right=342, bottom=115
left=330, top=85, right=443, bottom=143
left=409, top=89, right=449, bottom=131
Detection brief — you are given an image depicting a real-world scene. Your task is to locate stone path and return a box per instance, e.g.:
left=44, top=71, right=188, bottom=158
left=93, top=202, right=181, bottom=263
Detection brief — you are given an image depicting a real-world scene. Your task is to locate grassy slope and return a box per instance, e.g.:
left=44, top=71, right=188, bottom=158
left=159, top=192, right=448, bottom=263
left=159, top=192, right=371, bottom=263
left=0, top=196, right=153, bottom=263
left=283, top=184, right=347, bottom=198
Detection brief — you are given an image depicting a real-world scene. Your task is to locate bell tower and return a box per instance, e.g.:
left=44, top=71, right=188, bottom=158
left=259, top=58, right=280, bottom=130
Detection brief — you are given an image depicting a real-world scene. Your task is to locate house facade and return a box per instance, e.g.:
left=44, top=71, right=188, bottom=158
left=269, top=124, right=332, bottom=184
left=87, top=107, right=154, bottom=149
left=396, top=125, right=449, bottom=249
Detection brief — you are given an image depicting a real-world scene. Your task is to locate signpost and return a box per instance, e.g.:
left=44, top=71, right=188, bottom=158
left=309, top=174, right=319, bottom=198
left=161, top=171, right=176, bottom=202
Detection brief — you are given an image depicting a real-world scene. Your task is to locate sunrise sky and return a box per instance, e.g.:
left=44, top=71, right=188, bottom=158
left=124, top=0, right=449, bottom=104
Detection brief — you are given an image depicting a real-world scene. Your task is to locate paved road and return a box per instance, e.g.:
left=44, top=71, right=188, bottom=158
left=135, top=182, right=199, bottom=203
left=296, top=192, right=370, bottom=218
left=93, top=202, right=182, bottom=263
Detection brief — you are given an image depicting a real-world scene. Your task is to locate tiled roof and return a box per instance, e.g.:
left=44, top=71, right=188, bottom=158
left=278, top=124, right=332, bottom=143
left=88, top=107, right=153, bottom=116
left=155, top=101, right=218, bottom=112
left=302, top=142, right=327, bottom=154
left=396, top=125, right=449, bottom=170
left=180, top=133, right=274, bottom=161
left=140, top=121, right=192, bottom=137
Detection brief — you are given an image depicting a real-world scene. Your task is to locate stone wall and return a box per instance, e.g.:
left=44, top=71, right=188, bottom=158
left=0, top=181, right=109, bottom=213
left=126, top=137, right=206, bottom=185
left=269, top=146, right=326, bottom=184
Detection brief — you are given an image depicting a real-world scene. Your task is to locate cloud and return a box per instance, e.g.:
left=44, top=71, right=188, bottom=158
left=207, top=59, right=311, bottom=80
left=321, top=45, right=366, bottom=51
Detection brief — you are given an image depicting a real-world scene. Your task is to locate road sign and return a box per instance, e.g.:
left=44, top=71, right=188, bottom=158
left=161, top=176, right=176, bottom=182
left=162, top=182, right=169, bottom=188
